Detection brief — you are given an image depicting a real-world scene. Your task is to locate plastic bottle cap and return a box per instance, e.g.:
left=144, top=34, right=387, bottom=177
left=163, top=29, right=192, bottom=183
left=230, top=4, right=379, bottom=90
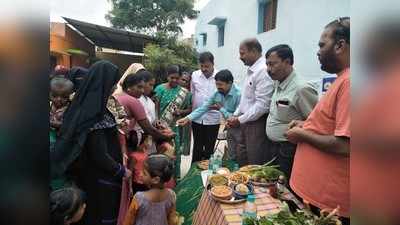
left=247, top=194, right=256, bottom=202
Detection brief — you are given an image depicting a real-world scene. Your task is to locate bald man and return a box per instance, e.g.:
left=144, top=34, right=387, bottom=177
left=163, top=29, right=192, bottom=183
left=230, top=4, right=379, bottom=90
left=227, top=38, right=274, bottom=165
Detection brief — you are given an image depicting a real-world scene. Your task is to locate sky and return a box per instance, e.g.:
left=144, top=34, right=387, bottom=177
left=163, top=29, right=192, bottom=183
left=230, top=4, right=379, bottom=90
left=50, top=0, right=210, bottom=38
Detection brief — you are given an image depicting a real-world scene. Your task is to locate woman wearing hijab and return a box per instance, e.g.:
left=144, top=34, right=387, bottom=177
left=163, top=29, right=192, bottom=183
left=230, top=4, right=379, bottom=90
left=114, top=63, right=146, bottom=147
left=51, top=60, right=131, bottom=225
left=67, top=66, right=88, bottom=91
left=114, top=63, right=145, bottom=95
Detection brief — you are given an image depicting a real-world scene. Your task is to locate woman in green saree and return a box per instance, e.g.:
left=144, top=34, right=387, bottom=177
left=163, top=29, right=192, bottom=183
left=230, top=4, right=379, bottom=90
left=154, top=65, right=192, bottom=179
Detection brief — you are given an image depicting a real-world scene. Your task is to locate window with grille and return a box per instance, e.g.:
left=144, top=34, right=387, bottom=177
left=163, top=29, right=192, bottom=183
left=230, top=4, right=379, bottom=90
left=258, top=0, right=278, bottom=33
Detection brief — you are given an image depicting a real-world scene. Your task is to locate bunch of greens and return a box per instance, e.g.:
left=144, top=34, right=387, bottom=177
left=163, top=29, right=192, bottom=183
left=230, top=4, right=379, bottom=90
left=243, top=158, right=285, bottom=182
left=241, top=203, right=342, bottom=225
left=250, top=167, right=284, bottom=183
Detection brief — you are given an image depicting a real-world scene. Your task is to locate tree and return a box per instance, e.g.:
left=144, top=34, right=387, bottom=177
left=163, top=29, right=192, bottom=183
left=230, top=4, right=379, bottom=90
left=106, top=0, right=199, bottom=82
left=154, top=32, right=198, bottom=70
left=171, top=41, right=198, bottom=72
left=106, top=0, right=198, bottom=36
left=144, top=43, right=198, bottom=84
left=144, top=43, right=182, bottom=83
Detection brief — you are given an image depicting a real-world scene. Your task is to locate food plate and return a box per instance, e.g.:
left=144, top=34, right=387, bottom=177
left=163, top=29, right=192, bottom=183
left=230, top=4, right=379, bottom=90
left=251, top=180, right=276, bottom=187
left=208, top=174, right=229, bottom=187
left=229, top=172, right=250, bottom=185
left=239, top=165, right=262, bottom=173
left=209, top=192, right=246, bottom=204
left=232, top=183, right=254, bottom=199
left=197, top=160, right=209, bottom=170
left=216, top=167, right=230, bottom=176
left=247, top=166, right=284, bottom=186
left=210, top=185, right=233, bottom=200
left=207, top=184, right=246, bottom=204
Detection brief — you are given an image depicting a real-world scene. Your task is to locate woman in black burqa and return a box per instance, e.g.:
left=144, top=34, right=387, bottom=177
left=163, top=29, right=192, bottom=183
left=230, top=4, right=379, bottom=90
left=67, top=66, right=88, bottom=91
left=51, top=60, right=131, bottom=225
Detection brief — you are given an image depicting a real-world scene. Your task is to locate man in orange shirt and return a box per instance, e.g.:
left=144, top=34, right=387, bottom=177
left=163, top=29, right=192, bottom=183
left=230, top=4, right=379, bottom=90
left=285, top=17, right=350, bottom=224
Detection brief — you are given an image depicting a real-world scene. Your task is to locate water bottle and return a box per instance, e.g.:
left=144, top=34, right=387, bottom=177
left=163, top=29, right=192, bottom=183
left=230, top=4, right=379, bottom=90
left=233, top=163, right=239, bottom=171
left=242, top=195, right=257, bottom=225
left=215, top=154, right=222, bottom=168
left=208, top=155, right=214, bottom=171
left=212, top=155, right=219, bottom=173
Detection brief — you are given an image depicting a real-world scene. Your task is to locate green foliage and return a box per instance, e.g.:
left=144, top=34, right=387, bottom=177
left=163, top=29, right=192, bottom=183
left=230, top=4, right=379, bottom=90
left=172, top=41, right=198, bottom=70
left=144, top=42, right=198, bottom=83
left=144, top=43, right=182, bottom=83
left=106, top=0, right=198, bottom=35
left=106, top=0, right=199, bottom=83
left=239, top=203, right=342, bottom=225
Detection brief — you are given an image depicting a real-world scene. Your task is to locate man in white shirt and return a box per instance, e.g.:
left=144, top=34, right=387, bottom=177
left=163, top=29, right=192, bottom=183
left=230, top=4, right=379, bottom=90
left=227, top=38, right=274, bottom=165
left=190, top=52, right=220, bottom=162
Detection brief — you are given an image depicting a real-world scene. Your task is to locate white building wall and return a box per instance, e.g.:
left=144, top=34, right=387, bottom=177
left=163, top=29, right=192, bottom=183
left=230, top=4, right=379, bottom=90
left=195, top=0, right=350, bottom=86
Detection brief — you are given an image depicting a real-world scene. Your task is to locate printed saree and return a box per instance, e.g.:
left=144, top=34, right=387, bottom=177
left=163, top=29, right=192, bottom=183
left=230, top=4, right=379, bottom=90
left=154, top=84, right=192, bottom=178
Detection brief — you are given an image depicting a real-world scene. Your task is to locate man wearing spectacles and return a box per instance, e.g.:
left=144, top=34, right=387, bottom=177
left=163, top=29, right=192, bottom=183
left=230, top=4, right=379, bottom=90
left=265, top=44, right=318, bottom=180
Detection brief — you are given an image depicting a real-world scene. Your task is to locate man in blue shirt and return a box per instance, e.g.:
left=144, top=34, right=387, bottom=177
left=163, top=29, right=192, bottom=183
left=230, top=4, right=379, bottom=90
left=177, top=69, right=242, bottom=162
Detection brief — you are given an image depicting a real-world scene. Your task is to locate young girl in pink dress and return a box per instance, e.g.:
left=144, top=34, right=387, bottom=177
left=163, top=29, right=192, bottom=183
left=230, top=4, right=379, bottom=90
left=123, top=154, right=178, bottom=225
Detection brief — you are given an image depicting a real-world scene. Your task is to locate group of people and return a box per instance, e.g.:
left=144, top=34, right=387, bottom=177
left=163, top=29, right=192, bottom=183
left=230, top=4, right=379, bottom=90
left=49, top=62, right=188, bottom=225
left=180, top=17, right=350, bottom=224
left=49, top=16, right=350, bottom=225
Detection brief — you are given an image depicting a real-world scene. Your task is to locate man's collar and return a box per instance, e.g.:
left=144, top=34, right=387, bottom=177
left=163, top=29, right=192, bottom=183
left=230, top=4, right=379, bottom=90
left=226, top=86, right=233, bottom=96
left=202, top=69, right=216, bottom=78
left=248, top=56, right=265, bottom=74
left=278, top=70, right=296, bottom=90
left=225, top=84, right=238, bottom=96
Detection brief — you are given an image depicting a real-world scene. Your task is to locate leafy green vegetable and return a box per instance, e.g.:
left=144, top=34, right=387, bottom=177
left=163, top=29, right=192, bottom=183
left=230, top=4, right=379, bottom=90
left=249, top=166, right=284, bottom=182
left=242, top=216, right=258, bottom=225
left=244, top=203, right=341, bottom=225
left=262, top=167, right=284, bottom=181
